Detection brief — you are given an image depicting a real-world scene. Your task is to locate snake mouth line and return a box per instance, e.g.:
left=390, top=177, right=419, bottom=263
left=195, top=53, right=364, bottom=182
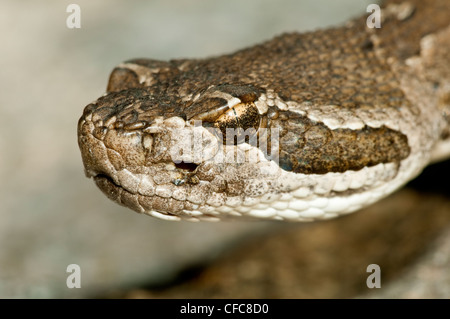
left=93, top=173, right=122, bottom=192
left=92, top=160, right=200, bottom=197
left=92, top=171, right=205, bottom=219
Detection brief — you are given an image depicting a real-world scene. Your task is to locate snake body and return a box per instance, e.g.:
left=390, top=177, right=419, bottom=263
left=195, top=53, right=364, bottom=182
left=78, top=0, right=450, bottom=221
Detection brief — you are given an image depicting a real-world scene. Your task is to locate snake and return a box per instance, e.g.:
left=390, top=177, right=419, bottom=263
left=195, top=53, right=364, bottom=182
left=77, top=0, right=450, bottom=222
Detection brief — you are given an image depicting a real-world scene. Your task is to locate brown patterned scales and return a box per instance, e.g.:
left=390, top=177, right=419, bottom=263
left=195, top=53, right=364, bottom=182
left=78, top=0, right=450, bottom=221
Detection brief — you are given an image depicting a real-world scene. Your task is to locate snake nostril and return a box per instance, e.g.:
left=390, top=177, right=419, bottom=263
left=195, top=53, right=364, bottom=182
left=174, top=161, right=199, bottom=172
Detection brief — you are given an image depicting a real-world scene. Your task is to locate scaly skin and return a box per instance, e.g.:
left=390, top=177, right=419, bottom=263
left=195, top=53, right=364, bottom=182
left=78, top=0, right=450, bottom=221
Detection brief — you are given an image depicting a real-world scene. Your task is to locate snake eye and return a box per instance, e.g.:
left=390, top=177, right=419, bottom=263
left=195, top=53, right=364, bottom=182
left=214, top=102, right=261, bottom=144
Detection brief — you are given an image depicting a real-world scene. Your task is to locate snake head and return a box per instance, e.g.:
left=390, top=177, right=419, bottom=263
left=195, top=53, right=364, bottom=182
left=78, top=54, right=414, bottom=221
left=78, top=65, right=284, bottom=221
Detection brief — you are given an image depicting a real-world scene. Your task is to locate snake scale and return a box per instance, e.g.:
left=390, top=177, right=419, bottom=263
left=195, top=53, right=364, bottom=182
left=78, top=0, right=450, bottom=221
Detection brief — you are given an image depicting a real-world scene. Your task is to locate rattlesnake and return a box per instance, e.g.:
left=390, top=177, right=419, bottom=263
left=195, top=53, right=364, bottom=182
left=78, top=0, right=450, bottom=221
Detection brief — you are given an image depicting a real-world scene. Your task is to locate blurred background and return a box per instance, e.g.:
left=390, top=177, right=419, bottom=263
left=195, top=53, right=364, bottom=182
left=0, top=0, right=449, bottom=298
